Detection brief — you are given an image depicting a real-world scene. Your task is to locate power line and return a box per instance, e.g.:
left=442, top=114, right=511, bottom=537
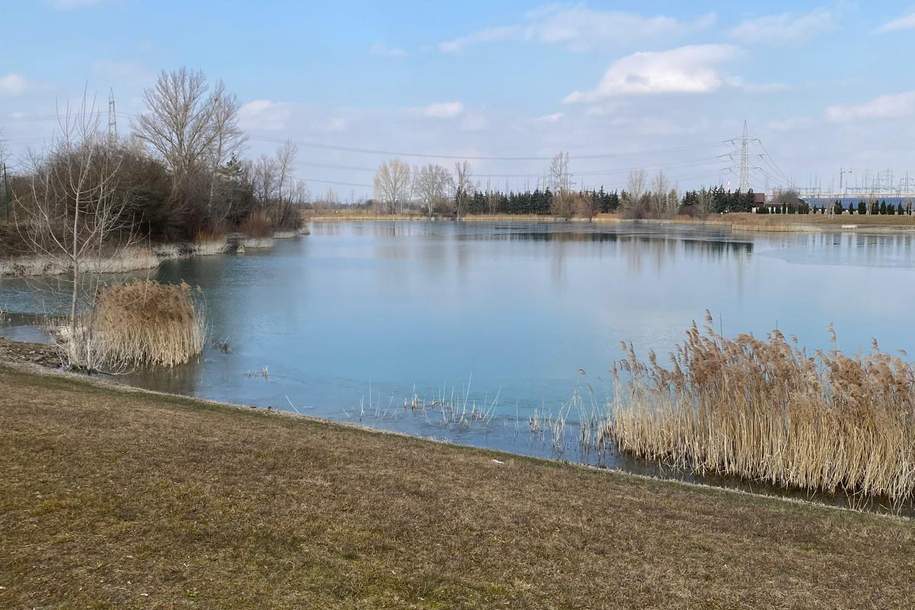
left=245, top=135, right=725, bottom=163
left=300, top=177, right=373, bottom=189
left=6, top=110, right=730, bottom=165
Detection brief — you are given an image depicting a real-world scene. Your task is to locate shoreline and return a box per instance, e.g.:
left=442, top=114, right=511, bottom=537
left=0, top=228, right=310, bottom=278
left=2, top=361, right=913, bottom=607
left=305, top=212, right=915, bottom=234
left=0, top=337, right=909, bottom=517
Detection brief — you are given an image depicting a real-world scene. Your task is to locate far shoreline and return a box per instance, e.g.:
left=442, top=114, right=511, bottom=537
left=304, top=211, right=915, bottom=234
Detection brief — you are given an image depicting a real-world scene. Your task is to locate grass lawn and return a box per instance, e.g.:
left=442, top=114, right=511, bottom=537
left=1, top=365, right=913, bottom=609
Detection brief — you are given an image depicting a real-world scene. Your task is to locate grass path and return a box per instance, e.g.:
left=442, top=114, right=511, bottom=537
left=1, top=365, right=913, bottom=608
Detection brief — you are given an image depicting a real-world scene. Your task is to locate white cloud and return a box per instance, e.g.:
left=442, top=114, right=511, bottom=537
left=421, top=101, right=464, bottom=119
left=238, top=99, right=293, bottom=131
left=439, top=6, right=716, bottom=53
left=877, top=12, right=915, bottom=33
left=564, top=44, right=739, bottom=103
left=369, top=43, right=408, bottom=58
left=533, top=112, right=564, bottom=124
left=729, top=8, right=836, bottom=44
left=0, top=74, right=27, bottom=96
left=826, top=91, right=915, bottom=122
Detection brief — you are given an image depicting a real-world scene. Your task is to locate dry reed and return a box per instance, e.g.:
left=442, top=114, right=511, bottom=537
left=601, top=313, right=915, bottom=508
left=89, top=280, right=206, bottom=368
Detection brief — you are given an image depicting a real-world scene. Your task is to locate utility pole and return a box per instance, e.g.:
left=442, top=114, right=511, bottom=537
left=0, top=162, right=8, bottom=222
left=107, top=89, right=118, bottom=147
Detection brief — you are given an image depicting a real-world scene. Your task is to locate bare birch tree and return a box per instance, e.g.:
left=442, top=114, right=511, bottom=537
left=14, top=96, right=133, bottom=368
left=453, top=161, right=473, bottom=219
left=621, top=169, right=647, bottom=216
left=373, top=160, right=412, bottom=214
left=549, top=152, right=573, bottom=219
left=414, top=163, right=452, bottom=217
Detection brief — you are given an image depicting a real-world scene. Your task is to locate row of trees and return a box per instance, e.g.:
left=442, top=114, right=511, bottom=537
left=373, top=159, right=474, bottom=217
left=370, top=162, right=760, bottom=221
left=827, top=200, right=915, bottom=216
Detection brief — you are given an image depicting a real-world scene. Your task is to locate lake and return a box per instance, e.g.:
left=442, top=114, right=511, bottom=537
left=4, top=220, right=915, bottom=488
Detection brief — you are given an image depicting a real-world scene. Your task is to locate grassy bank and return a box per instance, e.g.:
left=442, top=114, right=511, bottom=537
left=304, top=211, right=915, bottom=233
left=714, top=213, right=915, bottom=232
left=1, top=365, right=913, bottom=608
left=304, top=211, right=626, bottom=223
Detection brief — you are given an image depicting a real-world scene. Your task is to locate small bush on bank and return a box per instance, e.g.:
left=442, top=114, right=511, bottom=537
left=89, top=281, right=206, bottom=368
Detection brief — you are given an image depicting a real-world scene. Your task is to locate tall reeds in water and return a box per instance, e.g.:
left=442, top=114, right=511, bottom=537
left=602, top=314, right=915, bottom=508
left=87, top=280, right=206, bottom=368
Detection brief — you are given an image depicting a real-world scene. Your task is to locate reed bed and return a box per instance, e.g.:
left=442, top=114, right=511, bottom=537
left=88, top=280, right=206, bottom=368
left=601, top=314, right=915, bottom=508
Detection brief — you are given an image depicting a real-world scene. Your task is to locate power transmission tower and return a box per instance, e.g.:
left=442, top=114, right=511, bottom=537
left=739, top=121, right=750, bottom=191
left=724, top=121, right=761, bottom=192
left=107, top=89, right=118, bottom=147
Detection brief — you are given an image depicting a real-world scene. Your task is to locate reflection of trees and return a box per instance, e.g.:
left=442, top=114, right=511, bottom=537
left=779, top=232, right=915, bottom=267
left=480, top=226, right=754, bottom=275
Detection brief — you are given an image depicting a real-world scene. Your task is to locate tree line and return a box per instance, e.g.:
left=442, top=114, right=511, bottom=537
left=366, top=161, right=781, bottom=220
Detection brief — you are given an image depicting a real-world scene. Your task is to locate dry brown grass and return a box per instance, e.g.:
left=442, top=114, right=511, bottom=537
left=0, top=365, right=913, bottom=608
left=603, top=315, right=915, bottom=509
left=90, top=280, right=205, bottom=368
left=239, top=210, right=275, bottom=238
left=720, top=212, right=915, bottom=231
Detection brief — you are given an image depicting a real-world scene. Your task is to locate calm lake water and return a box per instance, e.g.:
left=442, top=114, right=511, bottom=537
left=4, top=220, right=915, bottom=500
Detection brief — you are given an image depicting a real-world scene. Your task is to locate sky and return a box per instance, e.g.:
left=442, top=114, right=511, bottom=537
left=2, top=0, right=915, bottom=199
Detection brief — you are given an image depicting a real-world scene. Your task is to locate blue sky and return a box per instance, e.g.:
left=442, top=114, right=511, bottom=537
left=2, top=1, right=915, bottom=198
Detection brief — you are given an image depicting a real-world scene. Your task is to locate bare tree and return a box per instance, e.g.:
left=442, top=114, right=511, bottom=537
left=414, top=163, right=452, bottom=217
left=549, top=152, right=574, bottom=219
left=0, top=138, right=10, bottom=223
left=14, top=96, right=133, bottom=368
left=253, top=154, right=276, bottom=206
left=207, top=81, right=245, bottom=222
left=453, top=160, right=473, bottom=219
left=621, top=169, right=647, bottom=216
left=374, top=160, right=412, bottom=214
left=133, top=68, right=220, bottom=193
left=650, top=171, right=677, bottom=217
left=549, top=152, right=571, bottom=194
left=271, top=141, right=300, bottom=228
left=274, top=141, right=297, bottom=201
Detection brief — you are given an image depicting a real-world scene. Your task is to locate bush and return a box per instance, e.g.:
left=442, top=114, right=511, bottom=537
left=602, top=315, right=915, bottom=508
left=88, top=281, right=205, bottom=368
